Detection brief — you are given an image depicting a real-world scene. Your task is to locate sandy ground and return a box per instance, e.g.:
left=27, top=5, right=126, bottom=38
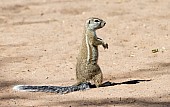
left=0, top=0, right=170, bottom=106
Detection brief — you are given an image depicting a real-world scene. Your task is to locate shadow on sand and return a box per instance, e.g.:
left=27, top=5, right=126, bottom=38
left=88, top=79, right=151, bottom=88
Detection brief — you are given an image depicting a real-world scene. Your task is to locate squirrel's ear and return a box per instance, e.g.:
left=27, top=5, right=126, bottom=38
left=88, top=20, right=91, bottom=24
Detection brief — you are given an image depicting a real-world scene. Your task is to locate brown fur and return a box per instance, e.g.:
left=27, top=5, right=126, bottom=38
left=76, top=17, right=108, bottom=87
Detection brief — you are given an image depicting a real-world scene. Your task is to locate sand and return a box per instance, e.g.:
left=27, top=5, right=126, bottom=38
left=0, top=0, right=170, bottom=106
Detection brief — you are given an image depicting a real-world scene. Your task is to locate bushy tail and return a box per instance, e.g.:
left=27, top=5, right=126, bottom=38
left=13, top=82, right=91, bottom=94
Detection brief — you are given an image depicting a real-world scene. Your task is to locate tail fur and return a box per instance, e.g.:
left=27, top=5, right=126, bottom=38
left=13, top=82, right=91, bottom=94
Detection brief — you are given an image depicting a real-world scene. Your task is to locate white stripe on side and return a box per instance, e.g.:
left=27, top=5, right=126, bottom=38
left=85, top=34, right=90, bottom=64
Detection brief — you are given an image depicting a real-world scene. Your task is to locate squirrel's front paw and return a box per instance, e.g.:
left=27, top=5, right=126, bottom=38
left=103, top=43, right=108, bottom=49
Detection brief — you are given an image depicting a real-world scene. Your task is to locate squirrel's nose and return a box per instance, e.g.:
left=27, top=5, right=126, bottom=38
left=102, top=21, right=106, bottom=26
left=104, top=22, right=106, bottom=26
left=103, top=21, right=106, bottom=25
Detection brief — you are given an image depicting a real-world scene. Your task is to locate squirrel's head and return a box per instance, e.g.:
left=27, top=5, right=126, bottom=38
left=85, top=17, right=106, bottom=30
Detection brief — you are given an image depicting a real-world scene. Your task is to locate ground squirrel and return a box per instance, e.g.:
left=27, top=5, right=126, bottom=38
left=13, top=17, right=108, bottom=94
left=76, top=17, right=108, bottom=87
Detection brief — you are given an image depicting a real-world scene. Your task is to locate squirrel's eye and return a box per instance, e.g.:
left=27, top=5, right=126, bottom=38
left=94, top=19, right=99, bottom=22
